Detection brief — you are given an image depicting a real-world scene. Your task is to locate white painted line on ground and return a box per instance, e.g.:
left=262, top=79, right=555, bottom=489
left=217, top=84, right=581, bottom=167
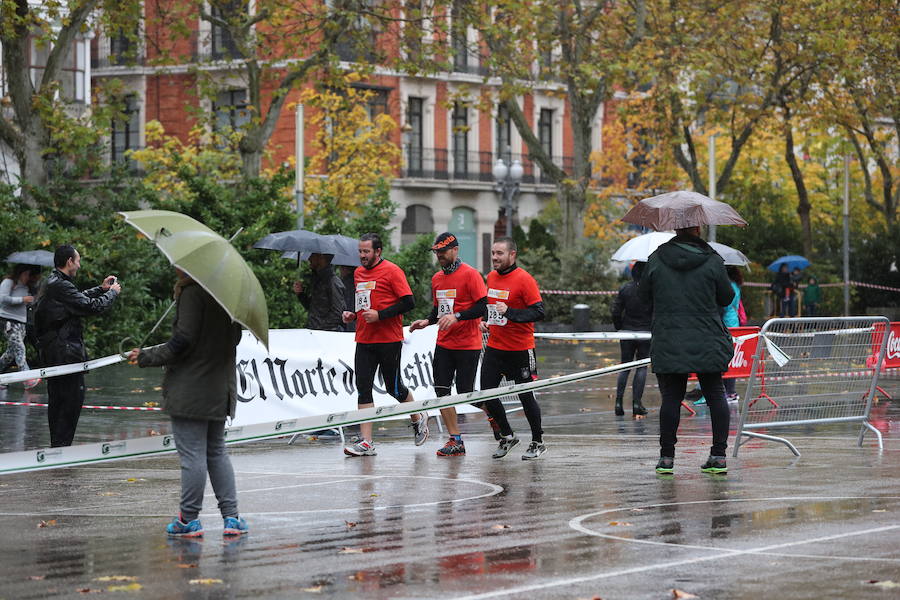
left=451, top=522, right=900, bottom=600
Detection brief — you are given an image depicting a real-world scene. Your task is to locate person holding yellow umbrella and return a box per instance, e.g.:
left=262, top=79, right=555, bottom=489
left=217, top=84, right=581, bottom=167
left=122, top=210, right=268, bottom=538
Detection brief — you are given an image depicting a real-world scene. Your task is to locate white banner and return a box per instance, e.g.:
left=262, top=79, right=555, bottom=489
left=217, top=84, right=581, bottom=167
left=232, top=327, right=481, bottom=427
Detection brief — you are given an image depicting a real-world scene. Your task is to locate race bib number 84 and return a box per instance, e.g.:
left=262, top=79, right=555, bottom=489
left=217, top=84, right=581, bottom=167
left=355, top=281, right=375, bottom=312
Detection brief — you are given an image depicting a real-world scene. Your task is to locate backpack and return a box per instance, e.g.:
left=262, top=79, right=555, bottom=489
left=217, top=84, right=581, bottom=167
left=737, top=299, right=748, bottom=326
left=25, top=280, right=47, bottom=350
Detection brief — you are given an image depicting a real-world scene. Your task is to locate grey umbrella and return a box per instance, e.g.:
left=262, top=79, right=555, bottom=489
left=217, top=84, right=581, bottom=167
left=253, top=229, right=341, bottom=255
left=621, top=190, right=747, bottom=231
left=6, top=250, right=55, bottom=267
left=280, top=234, right=361, bottom=267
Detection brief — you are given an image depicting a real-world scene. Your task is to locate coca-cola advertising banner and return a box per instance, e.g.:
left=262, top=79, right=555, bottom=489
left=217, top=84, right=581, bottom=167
left=872, top=322, right=900, bottom=370
left=725, top=326, right=760, bottom=379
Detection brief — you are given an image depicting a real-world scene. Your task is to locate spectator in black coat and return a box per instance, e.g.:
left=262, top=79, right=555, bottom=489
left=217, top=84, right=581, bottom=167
left=610, top=261, right=651, bottom=417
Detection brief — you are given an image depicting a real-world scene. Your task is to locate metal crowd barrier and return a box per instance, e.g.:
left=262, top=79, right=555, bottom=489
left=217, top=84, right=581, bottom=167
left=733, top=316, right=890, bottom=457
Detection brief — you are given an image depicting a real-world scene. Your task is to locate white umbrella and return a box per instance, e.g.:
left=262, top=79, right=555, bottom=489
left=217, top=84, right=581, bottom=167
left=612, top=232, right=750, bottom=266
left=709, top=241, right=751, bottom=267
left=611, top=232, right=674, bottom=262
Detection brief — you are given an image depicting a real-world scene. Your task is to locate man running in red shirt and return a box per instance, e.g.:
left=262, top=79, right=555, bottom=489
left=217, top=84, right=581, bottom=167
left=342, top=233, right=428, bottom=456
left=480, top=237, right=547, bottom=460
left=410, top=232, right=489, bottom=457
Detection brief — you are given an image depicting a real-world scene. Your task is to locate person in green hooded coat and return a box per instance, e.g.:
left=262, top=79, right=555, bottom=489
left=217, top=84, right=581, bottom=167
left=638, top=226, right=735, bottom=474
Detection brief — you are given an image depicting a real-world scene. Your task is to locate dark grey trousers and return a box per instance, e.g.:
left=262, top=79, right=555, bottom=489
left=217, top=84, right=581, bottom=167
left=171, top=417, right=239, bottom=522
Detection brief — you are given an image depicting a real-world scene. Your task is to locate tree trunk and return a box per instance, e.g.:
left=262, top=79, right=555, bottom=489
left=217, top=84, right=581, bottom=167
left=781, top=108, right=812, bottom=256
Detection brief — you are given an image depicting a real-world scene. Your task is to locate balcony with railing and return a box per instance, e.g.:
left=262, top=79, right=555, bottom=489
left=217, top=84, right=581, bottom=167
left=400, top=147, right=573, bottom=185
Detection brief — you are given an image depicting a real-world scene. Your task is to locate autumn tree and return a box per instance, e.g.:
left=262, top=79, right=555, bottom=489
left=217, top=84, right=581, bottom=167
left=439, top=0, right=647, bottom=252
left=150, top=0, right=399, bottom=179
left=0, top=0, right=139, bottom=193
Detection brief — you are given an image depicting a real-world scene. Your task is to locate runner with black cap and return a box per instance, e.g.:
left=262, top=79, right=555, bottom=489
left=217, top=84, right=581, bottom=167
left=342, top=233, right=428, bottom=456
left=410, top=232, right=490, bottom=457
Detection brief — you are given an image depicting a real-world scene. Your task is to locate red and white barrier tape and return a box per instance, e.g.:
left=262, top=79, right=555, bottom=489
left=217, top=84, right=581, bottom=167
left=544, top=281, right=900, bottom=295
left=0, top=401, right=162, bottom=411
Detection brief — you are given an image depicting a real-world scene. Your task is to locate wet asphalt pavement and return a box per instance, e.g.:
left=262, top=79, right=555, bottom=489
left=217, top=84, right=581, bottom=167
left=0, top=339, right=898, bottom=599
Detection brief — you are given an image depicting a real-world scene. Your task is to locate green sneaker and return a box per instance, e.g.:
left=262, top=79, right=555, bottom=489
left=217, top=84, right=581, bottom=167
left=655, top=456, right=674, bottom=474
left=700, top=456, right=727, bottom=474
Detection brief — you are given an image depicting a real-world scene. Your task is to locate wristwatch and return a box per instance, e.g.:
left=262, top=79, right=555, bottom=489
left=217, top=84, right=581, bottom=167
left=453, top=312, right=461, bottom=319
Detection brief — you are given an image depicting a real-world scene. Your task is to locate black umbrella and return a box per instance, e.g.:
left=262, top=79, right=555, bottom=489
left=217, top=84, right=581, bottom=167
left=6, top=250, right=54, bottom=267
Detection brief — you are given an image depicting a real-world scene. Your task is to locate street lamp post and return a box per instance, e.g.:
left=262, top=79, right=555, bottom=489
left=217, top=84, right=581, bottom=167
left=493, top=158, right=524, bottom=237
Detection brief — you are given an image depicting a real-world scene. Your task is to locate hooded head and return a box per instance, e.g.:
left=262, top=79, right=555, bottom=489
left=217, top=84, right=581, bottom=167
left=656, top=236, right=719, bottom=272
left=631, top=261, right=646, bottom=281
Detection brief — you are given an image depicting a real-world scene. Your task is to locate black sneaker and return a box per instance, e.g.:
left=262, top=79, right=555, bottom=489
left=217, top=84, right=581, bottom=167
left=700, top=456, right=727, bottom=474
left=655, top=456, right=674, bottom=474
left=684, top=388, right=703, bottom=402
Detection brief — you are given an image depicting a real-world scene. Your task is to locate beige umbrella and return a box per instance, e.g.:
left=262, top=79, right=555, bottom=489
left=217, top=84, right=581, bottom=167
left=621, top=190, right=747, bottom=231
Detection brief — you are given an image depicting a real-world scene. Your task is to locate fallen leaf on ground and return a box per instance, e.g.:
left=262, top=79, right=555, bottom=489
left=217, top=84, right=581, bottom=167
left=491, top=524, right=511, bottom=530
left=98, top=491, right=119, bottom=497
left=344, top=521, right=357, bottom=529
left=338, top=547, right=375, bottom=554
left=672, top=590, right=698, bottom=599
left=143, top=401, right=159, bottom=407
left=579, top=408, right=592, bottom=412
left=872, top=509, right=887, bottom=513
left=94, top=576, right=137, bottom=582
left=369, top=493, right=378, bottom=497
left=86, top=387, right=101, bottom=392
left=302, top=585, right=324, bottom=592
left=37, top=519, right=57, bottom=528
left=152, top=387, right=162, bottom=392
left=27, top=575, right=45, bottom=580
left=129, top=377, right=144, bottom=381
left=130, top=389, right=144, bottom=393
left=608, top=521, right=633, bottom=527
left=189, top=578, right=223, bottom=585
left=377, top=427, right=387, bottom=431
left=868, top=580, right=900, bottom=589
left=108, top=583, right=143, bottom=592
left=125, top=478, right=146, bottom=483
left=177, top=563, right=198, bottom=569
left=77, top=588, right=102, bottom=594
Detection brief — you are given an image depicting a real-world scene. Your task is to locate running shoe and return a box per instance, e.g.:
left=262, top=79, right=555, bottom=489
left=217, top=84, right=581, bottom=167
left=521, top=441, right=547, bottom=460
left=655, top=456, right=674, bottom=474
left=684, top=388, right=703, bottom=402
left=492, top=434, right=519, bottom=459
left=412, top=413, right=429, bottom=446
left=344, top=439, right=377, bottom=456
left=166, top=517, right=203, bottom=538
left=487, top=415, right=502, bottom=440
left=692, top=396, right=707, bottom=406
left=223, top=516, right=248, bottom=536
left=726, top=393, right=740, bottom=403
left=23, top=378, right=41, bottom=390
left=700, top=456, right=727, bottom=474
left=436, top=437, right=466, bottom=457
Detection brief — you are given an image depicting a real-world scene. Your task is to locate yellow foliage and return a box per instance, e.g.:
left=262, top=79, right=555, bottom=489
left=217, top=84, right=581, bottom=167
left=299, top=87, right=400, bottom=213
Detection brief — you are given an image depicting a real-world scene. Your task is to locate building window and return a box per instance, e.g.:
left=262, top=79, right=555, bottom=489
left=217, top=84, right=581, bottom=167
left=401, top=204, right=433, bottom=246
left=111, top=95, right=140, bottom=165
left=407, top=97, right=424, bottom=175
left=213, top=89, right=250, bottom=132
left=538, top=108, right=553, bottom=157
left=30, top=38, right=87, bottom=103
left=451, top=0, right=467, bottom=71
left=109, top=28, right=136, bottom=66
left=496, top=104, right=511, bottom=162
left=362, top=87, right=389, bottom=119
left=452, top=102, right=468, bottom=176
left=211, top=0, right=242, bottom=60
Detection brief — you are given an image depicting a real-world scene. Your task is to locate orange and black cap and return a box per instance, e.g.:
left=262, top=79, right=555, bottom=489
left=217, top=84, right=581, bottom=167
left=431, top=232, right=459, bottom=251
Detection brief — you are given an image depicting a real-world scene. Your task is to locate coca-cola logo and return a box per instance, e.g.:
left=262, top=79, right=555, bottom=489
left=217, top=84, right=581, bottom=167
left=887, top=330, right=900, bottom=360
left=729, top=338, right=749, bottom=369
